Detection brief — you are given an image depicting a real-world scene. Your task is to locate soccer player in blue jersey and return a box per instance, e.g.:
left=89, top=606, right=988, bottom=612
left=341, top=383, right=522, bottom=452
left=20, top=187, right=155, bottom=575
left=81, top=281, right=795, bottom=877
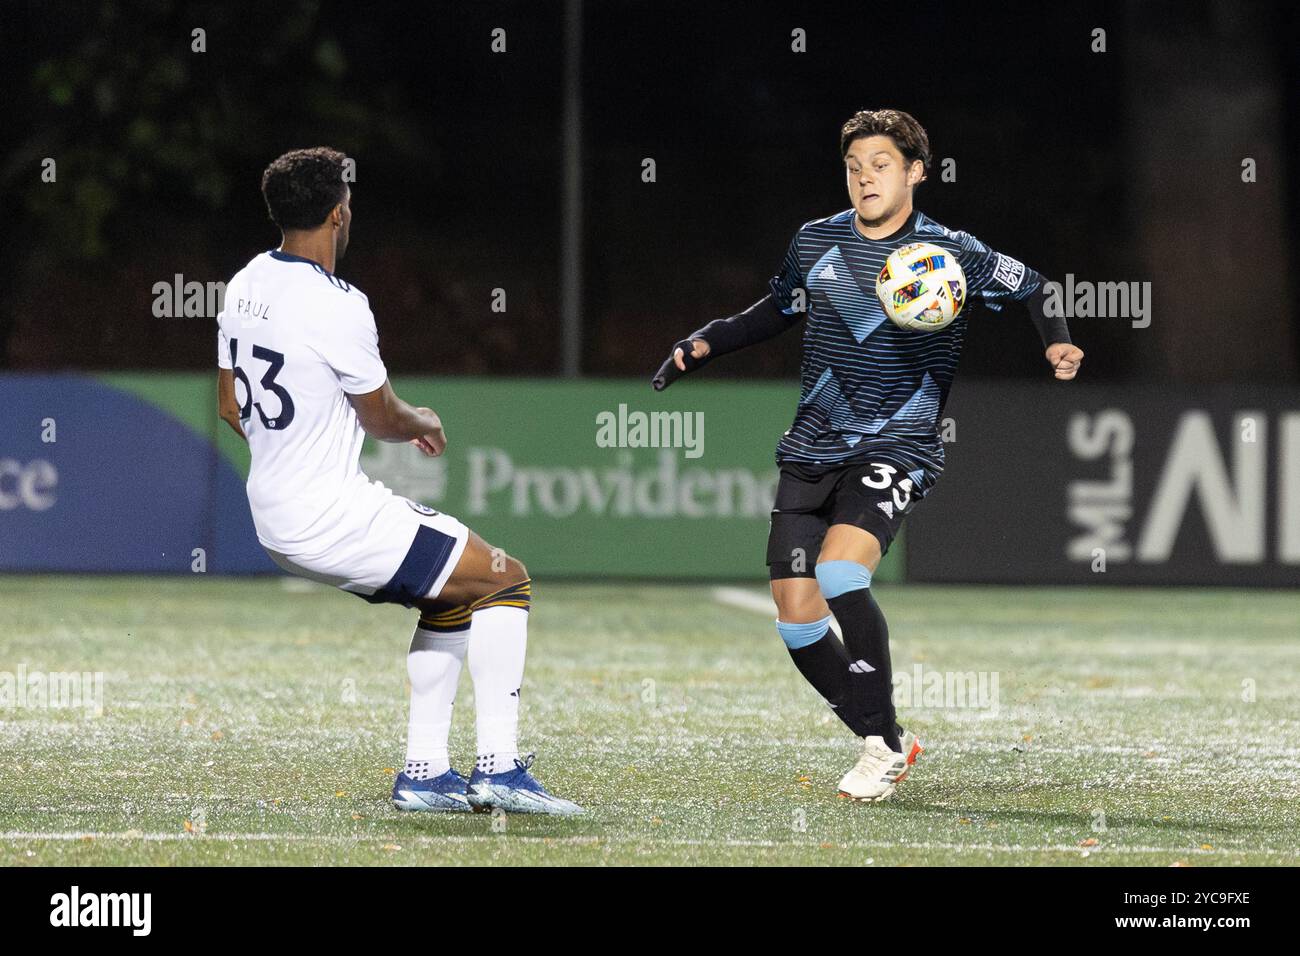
left=652, top=109, right=1084, bottom=801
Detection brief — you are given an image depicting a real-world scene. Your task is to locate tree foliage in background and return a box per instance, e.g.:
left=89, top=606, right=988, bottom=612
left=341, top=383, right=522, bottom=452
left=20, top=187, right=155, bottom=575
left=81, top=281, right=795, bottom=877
left=9, top=0, right=427, bottom=261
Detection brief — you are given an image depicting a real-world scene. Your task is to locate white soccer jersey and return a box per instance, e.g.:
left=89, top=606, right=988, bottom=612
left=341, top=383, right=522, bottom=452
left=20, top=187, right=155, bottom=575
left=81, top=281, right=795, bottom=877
left=217, top=250, right=389, bottom=553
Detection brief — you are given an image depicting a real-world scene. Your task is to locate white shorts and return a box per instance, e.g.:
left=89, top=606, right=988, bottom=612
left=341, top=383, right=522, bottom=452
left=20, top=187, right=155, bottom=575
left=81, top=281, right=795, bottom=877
left=264, top=491, right=470, bottom=607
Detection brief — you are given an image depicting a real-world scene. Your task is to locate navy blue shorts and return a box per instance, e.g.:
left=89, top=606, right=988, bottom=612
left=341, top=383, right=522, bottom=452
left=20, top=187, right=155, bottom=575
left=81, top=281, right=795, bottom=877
left=766, top=458, right=932, bottom=579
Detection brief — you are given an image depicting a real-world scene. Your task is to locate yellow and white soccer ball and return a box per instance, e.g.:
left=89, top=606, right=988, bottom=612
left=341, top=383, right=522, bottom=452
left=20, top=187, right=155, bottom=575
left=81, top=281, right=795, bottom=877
left=875, top=241, right=967, bottom=332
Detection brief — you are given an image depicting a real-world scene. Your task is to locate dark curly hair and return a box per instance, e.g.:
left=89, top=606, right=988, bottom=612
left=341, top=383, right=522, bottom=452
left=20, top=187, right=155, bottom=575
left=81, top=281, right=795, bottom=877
left=261, top=147, right=349, bottom=231
left=839, top=109, right=932, bottom=174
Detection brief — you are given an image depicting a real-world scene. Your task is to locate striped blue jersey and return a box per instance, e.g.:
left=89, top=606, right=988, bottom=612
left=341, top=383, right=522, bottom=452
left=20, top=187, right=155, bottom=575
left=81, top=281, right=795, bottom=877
left=770, top=208, right=1042, bottom=484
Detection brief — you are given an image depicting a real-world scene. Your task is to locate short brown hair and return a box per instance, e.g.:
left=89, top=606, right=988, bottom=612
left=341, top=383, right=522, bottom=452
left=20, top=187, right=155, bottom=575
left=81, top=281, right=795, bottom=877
left=839, top=109, right=932, bottom=174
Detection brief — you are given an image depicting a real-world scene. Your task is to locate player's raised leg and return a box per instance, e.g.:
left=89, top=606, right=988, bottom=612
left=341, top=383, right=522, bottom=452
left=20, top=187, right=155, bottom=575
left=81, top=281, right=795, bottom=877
left=417, top=532, right=583, bottom=816
left=769, top=501, right=919, bottom=786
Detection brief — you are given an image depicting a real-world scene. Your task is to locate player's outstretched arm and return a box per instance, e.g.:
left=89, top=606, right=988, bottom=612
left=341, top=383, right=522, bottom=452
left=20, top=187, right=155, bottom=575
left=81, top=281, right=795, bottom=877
left=1024, top=283, right=1084, bottom=381
left=652, top=294, right=801, bottom=391
left=348, top=380, right=447, bottom=456
left=959, top=236, right=1085, bottom=382
left=217, top=369, right=247, bottom=440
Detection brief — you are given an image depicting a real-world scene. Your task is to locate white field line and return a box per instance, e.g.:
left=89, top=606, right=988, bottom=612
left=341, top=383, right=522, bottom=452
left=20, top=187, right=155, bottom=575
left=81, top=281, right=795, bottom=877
left=713, top=587, right=843, bottom=638
left=0, top=831, right=1294, bottom=857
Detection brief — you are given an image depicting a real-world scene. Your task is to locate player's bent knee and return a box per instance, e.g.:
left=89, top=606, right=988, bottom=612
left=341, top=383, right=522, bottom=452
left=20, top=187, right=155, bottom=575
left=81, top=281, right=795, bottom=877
left=819, top=525, right=884, bottom=568
left=814, top=559, right=872, bottom=599
left=428, top=572, right=532, bottom=617
left=771, top=577, right=827, bottom=624
left=773, top=594, right=819, bottom=623
left=472, top=576, right=532, bottom=614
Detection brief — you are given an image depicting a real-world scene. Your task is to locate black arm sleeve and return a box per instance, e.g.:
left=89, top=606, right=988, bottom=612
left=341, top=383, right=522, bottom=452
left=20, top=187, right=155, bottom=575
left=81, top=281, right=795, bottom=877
left=688, top=294, right=800, bottom=357
left=651, top=294, right=801, bottom=391
left=1025, top=281, right=1072, bottom=347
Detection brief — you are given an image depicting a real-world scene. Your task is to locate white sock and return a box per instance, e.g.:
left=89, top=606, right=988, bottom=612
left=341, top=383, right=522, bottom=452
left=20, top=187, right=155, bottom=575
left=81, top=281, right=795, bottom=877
left=468, top=605, right=528, bottom=774
left=404, top=624, right=468, bottom=779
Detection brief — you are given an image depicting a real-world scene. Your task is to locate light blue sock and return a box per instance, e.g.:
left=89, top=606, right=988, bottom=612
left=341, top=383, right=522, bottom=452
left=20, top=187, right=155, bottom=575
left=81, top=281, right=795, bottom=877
left=775, top=615, right=833, bottom=649
left=814, top=560, right=872, bottom=599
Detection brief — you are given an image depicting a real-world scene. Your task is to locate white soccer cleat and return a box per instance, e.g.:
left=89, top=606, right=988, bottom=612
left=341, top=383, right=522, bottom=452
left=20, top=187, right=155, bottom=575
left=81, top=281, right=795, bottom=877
left=838, top=735, right=909, bottom=802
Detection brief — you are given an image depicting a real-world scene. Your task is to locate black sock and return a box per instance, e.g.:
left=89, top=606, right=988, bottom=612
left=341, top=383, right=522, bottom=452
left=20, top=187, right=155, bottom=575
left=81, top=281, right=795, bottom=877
left=787, top=629, right=879, bottom=738
left=827, top=587, right=900, bottom=752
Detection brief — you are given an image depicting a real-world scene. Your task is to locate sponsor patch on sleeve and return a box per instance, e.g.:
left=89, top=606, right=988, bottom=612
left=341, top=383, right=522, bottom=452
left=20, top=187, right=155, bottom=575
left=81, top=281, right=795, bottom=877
left=991, top=253, right=1026, bottom=291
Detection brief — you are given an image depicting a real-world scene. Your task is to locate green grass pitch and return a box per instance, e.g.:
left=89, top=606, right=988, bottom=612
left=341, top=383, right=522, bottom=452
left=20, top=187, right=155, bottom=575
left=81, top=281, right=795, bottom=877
left=1, top=575, right=1297, bottom=866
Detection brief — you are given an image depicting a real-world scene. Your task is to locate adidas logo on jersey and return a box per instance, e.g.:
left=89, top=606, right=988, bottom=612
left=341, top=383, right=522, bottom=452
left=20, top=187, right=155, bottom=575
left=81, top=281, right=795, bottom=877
left=818, top=263, right=838, bottom=281
left=876, top=500, right=894, bottom=518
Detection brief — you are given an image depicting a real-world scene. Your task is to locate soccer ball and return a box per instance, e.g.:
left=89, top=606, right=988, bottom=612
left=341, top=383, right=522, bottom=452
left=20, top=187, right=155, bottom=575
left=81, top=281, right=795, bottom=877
left=875, top=241, right=967, bottom=332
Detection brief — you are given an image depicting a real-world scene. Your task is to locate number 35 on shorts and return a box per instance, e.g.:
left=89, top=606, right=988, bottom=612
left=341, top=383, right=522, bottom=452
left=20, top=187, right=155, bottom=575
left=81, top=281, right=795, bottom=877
left=859, top=461, right=916, bottom=512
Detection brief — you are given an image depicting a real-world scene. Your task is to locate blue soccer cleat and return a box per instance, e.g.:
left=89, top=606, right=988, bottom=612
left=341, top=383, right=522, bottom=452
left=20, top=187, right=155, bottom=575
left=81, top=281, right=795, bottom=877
left=391, top=768, right=472, bottom=812
left=466, top=754, right=585, bottom=816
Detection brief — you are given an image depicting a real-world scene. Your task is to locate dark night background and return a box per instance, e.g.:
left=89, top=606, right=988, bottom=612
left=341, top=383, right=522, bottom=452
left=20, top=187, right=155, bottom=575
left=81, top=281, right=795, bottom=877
left=2, top=0, right=1297, bottom=383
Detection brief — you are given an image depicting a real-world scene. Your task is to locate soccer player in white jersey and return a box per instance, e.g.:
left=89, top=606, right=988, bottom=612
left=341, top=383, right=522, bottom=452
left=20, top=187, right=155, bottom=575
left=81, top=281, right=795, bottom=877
left=216, top=147, right=581, bottom=815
